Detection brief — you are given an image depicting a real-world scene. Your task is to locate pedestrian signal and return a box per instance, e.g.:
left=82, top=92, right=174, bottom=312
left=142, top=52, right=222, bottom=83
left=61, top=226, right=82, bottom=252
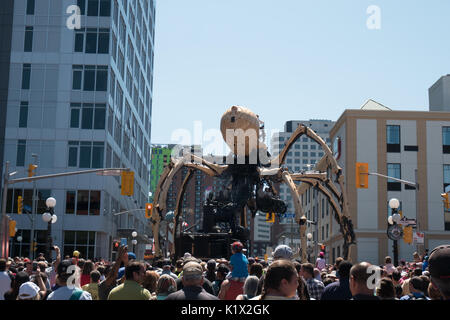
left=355, top=163, right=369, bottom=189
left=112, top=240, right=120, bottom=252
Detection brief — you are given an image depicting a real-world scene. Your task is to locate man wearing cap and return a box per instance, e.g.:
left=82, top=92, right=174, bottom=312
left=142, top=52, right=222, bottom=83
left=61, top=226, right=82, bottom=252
left=158, top=259, right=177, bottom=280
left=428, top=245, right=450, bottom=300
left=47, top=259, right=92, bottom=300
left=17, top=282, right=43, bottom=300
left=166, top=261, right=218, bottom=300
left=0, top=259, right=12, bottom=300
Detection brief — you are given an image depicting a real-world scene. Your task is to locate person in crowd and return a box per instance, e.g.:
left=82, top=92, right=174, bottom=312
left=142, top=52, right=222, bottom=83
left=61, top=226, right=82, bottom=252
left=17, top=281, right=44, bottom=300
left=349, top=262, right=380, bottom=300
left=249, top=262, right=263, bottom=279
left=428, top=282, right=443, bottom=300
left=252, top=260, right=299, bottom=300
left=236, top=275, right=259, bottom=300
left=4, top=271, right=30, bottom=300
left=155, top=274, right=177, bottom=300
left=383, top=256, right=396, bottom=275
left=107, top=262, right=151, bottom=300
left=80, top=260, right=94, bottom=287
left=428, top=245, right=450, bottom=300
left=0, top=258, right=12, bottom=300
left=229, top=241, right=248, bottom=281
left=47, top=259, right=92, bottom=300
left=301, top=263, right=324, bottom=300
left=82, top=270, right=101, bottom=300
left=166, top=261, right=218, bottom=300
left=174, top=260, right=184, bottom=277
left=376, top=278, right=396, bottom=300
left=204, top=259, right=217, bottom=283
left=142, top=270, right=160, bottom=296
left=292, top=261, right=310, bottom=300
left=98, top=246, right=127, bottom=300
left=321, top=260, right=353, bottom=300
left=212, top=263, right=229, bottom=296
left=315, top=252, right=326, bottom=271
left=159, top=259, right=177, bottom=280
left=176, top=257, right=215, bottom=294
left=400, top=276, right=429, bottom=300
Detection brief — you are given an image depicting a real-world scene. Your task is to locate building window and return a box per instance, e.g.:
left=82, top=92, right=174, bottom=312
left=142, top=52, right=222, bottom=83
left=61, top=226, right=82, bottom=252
left=444, top=165, right=450, bottom=191
left=70, top=103, right=106, bottom=130
left=16, top=140, right=26, bottom=167
left=302, top=145, right=308, bottom=150
left=24, top=26, right=33, bottom=52
left=78, top=0, right=110, bottom=17
left=387, top=163, right=401, bottom=191
left=310, top=152, right=316, bottom=157
left=63, top=230, right=96, bottom=259
left=26, top=0, right=35, bottom=15
left=387, top=125, right=401, bottom=153
left=72, top=65, right=108, bottom=91
left=19, top=102, right=28, bottom=128
left=75, top=28, right=110, bottom=54
left=443, top=127, right=450, bottom=154
left=310, top=145, right=316, bottom=150
left=22, top=64, right=31, bottom=90
left=68, top=141, right=104, bottom=168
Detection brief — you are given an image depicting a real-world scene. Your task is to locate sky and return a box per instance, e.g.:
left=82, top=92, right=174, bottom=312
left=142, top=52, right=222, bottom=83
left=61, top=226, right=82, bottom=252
left=151, top=0, right=450, bottom=153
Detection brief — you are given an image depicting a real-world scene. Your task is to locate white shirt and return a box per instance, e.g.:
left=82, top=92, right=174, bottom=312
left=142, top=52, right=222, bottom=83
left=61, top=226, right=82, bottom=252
left=0, top=271, right=11, bottom=300
left=47, top=286, right=92, bottom=300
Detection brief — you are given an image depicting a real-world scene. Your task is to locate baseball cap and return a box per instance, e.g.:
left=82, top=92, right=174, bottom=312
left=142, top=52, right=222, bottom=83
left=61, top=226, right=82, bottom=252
left=18, top=282, right=40, bottom=299
left=127, top=252, right=136, bottom=260
left=182, top=261, right=203, bottom=280
left=183, top=252, right=192, bottom=260
left=273, top=244, right=293, bottom=260
left=428, top=245, right=450, bottom=279
left=57, top=259, right=74, bottom=275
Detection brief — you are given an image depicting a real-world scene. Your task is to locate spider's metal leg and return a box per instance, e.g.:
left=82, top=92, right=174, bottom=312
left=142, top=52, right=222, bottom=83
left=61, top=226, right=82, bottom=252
left=281, top=171, right=307, bottom=263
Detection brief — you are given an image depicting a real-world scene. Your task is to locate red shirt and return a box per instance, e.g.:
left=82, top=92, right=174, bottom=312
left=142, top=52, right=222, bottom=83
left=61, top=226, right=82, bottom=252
left=80, top=274, right=91, bottom=287
left=225, top=280, right=244, bottom=300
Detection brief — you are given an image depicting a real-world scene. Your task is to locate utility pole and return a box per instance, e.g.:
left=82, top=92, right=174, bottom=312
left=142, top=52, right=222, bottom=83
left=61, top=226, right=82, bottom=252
left=30, top=154, right=38, bottom=259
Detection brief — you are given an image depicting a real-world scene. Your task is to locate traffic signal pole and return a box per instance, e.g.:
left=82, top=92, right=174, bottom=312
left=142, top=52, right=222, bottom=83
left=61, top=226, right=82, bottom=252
left=1, top=164, right=131, bottom=258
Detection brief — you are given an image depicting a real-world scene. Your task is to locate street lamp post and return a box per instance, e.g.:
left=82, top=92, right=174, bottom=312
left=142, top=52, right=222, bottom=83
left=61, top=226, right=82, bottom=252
left=132, top=231, right=137, bottom=254
left=42, top=197, right=57, bottom=262
left=388, top=198, right=401, bottom=266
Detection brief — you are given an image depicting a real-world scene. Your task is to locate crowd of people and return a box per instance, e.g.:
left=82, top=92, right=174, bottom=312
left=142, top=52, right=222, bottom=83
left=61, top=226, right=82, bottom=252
left=0, top=241, right=449, bottom=300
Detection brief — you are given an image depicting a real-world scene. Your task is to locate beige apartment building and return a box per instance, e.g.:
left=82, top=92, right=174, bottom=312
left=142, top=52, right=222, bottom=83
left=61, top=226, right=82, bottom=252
left=299, top=101, right=450, bottom=265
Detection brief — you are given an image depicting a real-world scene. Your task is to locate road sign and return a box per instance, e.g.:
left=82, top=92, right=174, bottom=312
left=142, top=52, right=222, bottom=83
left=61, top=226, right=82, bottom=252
left=398, top=217, right=417, bottom=227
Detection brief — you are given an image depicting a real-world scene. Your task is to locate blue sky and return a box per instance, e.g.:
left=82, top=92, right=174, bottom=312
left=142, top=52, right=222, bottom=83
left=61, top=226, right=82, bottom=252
left=151, top=0, right=450, bottom=150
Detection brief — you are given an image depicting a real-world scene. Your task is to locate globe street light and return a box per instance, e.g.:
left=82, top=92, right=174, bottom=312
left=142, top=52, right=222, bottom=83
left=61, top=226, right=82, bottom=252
left=17, top=236, right=22, bottom=242
left=44, top=197, right=57, bottom=261
left=307, top=233, right=313, bottom=240
left=388, top=198, right=401, bottom=266
left=132, top=231, right=138, bottom=238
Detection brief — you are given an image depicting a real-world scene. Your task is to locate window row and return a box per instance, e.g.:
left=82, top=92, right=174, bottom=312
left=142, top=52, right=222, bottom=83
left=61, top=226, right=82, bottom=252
left=65, top=190, right=101, bottom=216
left=68, top=141, right=104, bottom=168
left=70, top=103, right=106, bottom=130
left=72, top=65, right=108, bottom=91
left=75, top=28, right=110, bottom=54
left=77, top=0, right=111, bottom=17
left=6, top=188, right=52, bottom=215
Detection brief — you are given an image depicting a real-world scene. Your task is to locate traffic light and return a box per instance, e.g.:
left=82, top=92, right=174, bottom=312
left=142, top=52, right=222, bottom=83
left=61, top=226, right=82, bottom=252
left=403, top=226, right=413, bottom=244
left=265, top=212, right=275, bottom=223
left=28, top=164, right=38, bottom=178
left=31, top=241, right=37, bottom=251
left=121, top=171, right=134, bottom=196
left=299, top=215, right=307, bottom=226
left=355, top=162, right=369, bottom=189
left=112, top=240, right=120, bottom=252
left=441, top=193, right=450, bottom=210
left=145, top=203, right=153, bottom=219
left=17, top=196, right=23, bottom=214
left=9, top=220, right=16, bottom=237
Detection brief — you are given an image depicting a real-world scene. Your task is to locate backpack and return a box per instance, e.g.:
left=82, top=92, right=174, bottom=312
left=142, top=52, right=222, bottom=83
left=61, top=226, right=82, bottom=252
left=69, top=289, right=84, bottom=300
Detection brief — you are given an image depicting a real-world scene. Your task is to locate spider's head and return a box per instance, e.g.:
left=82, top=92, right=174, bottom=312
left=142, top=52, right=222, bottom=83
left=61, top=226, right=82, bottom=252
left=220, top=106, right=264, bottom=157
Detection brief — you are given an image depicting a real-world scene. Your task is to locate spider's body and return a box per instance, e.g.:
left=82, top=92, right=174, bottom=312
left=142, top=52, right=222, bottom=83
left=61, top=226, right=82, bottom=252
left=151, top=106, right=356, bottom=261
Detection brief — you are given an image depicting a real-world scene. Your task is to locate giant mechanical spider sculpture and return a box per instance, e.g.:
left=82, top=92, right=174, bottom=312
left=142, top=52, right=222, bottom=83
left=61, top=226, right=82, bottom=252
left=151, top=106, right=355, bottom=262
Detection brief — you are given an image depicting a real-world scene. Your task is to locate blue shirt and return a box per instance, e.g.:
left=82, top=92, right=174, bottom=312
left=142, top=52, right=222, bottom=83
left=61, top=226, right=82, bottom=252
left=230, top=253, right=248, bottom=278
left=320, top=278, right=352, bottom=300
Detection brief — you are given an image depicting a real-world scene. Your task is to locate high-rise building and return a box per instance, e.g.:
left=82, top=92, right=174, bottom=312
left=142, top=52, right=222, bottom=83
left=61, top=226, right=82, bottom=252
left=0, top=0, right=155, bottom=260
left=429, top=75, right=450, bottom=111
left=270, top=119, right=334, bottom=249
left=150, top=144, right=174, bottom=202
